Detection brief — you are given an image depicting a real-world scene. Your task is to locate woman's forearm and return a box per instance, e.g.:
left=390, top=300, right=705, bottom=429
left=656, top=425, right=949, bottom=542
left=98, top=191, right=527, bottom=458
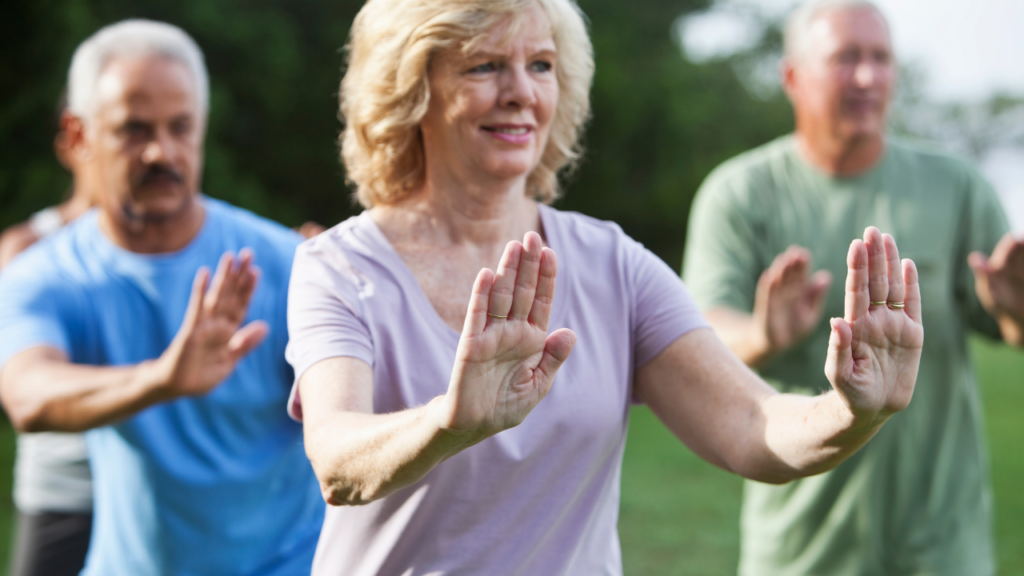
left=748, top=390, right=886, bottom=483
left=304, top=396, right=480, bottom=505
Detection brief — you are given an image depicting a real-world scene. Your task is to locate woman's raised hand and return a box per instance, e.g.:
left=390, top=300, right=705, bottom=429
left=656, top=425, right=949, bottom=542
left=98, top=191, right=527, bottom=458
left=824, top=227, right=924, bottom=423
left=436, top=232, right=576, bottom=440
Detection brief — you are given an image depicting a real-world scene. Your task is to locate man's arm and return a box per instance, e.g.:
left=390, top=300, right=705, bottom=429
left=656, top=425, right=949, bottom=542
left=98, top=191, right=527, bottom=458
left=706, top=246, right=832, bottom=368
left=969, top=233, right=1024, bottom=347
left=0, top=251, right=267, bottom=432
left=637, top=228, right=923, bottom=483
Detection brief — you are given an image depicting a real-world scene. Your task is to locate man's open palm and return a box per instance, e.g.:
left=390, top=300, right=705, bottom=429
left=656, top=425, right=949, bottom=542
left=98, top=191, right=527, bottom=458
left=755, top=246, right=833, bottom=358
left=969, top=232, right=1024, bottom=328
left=157, top=249, right=268, bottom=398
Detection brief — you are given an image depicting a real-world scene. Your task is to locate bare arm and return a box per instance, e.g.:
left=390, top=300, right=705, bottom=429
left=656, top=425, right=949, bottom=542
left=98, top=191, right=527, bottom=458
left=0, top=251, right=267, bottom=432
left=636, top=227, right=923, bottom=483
left=0, top=224, right=40, bottom=270
left=300, top=232, right=576, bottom=506
left=707, top=246, right=832, bottom=368
left=969, top=233, right=1024, bottom=347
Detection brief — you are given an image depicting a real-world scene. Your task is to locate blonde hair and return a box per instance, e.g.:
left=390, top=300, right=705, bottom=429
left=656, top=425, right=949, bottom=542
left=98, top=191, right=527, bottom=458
left=340, top=0, right=594, bottom=207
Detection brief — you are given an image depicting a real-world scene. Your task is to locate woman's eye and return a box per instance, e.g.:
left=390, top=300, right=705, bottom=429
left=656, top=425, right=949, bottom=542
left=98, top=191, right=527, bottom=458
left=469, top=62, right=497, bottom=74
left=530, top=60, right=553, bottom=73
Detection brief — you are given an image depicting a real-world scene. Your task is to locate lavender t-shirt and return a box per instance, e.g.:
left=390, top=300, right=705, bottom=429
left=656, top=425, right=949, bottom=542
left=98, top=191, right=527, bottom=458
left=286, top=204, right=707, bottom=576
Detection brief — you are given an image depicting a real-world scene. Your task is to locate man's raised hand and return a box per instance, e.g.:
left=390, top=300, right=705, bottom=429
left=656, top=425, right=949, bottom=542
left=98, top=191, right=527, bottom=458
left=754, top=246, right=833, bottom=361
left=154, top=249, right=268, bottom=399
left=825, top=227, right=923, bottom=422
left=435, top=232, right=576, bottom=440
left=968, top=233, right=1024, bottom=346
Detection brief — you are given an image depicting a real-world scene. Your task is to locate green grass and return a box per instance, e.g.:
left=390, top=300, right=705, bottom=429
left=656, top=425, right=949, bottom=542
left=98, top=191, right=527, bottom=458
left=0, top=338, right=1016, bottom=574
left=619, top=337, right=1024, bottom=575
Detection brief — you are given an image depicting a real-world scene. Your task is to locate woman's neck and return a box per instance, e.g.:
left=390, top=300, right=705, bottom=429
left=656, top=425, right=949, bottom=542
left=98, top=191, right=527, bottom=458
left=372, top=173, right=542, bottom=250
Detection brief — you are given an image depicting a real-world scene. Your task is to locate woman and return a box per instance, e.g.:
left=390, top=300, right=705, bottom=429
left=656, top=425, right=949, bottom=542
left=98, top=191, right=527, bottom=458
left=286, top=0, right=924, bottom=573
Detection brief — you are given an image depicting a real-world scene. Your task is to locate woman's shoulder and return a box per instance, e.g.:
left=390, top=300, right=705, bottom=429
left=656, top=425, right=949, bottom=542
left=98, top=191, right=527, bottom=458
left=540, top=205, right=636, bottom=252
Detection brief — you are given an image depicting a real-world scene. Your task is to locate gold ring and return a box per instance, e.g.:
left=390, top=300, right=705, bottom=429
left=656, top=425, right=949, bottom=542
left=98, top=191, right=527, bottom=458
left=887, top=302, right=905, bottom=309
left=487, top=313, right=507, bottom=319
left=871, top=301, right=886, bottom=306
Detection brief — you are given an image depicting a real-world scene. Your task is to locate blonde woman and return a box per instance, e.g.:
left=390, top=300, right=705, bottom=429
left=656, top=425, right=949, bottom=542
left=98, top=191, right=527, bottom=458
left=286, top=0, right=924, bottom=573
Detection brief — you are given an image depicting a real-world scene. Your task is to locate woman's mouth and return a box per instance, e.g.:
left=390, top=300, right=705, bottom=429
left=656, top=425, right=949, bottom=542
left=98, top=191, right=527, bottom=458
left=481, top=125, right=533, bottom=144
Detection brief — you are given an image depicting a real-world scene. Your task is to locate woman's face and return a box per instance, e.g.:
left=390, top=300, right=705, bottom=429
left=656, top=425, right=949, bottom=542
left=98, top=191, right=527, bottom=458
left=420, top=3, right=558, bottom=189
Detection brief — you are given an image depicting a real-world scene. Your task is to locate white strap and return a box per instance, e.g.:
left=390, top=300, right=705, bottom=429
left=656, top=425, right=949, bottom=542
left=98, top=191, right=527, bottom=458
left=27, top=207, right=64, bottom=238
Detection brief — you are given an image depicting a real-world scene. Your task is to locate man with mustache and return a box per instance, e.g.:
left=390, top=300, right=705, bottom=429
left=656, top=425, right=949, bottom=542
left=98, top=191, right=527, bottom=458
left=0, top=20, right=322, bottom=575
left=682, top=0, right=1024, bottom=574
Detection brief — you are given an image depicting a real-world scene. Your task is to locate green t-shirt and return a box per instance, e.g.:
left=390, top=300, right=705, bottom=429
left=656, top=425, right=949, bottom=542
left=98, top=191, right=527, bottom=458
left=682, top=135, right=1009, bottom=576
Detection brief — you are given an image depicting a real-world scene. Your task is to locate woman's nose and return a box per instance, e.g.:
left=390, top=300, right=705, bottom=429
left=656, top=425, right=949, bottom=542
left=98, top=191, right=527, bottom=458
left=498, top=65, right=537, bottom=108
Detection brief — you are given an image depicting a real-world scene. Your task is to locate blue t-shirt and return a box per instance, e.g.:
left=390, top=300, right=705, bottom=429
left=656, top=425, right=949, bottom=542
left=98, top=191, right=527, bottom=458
left=0, top=198, right=324, bottom=576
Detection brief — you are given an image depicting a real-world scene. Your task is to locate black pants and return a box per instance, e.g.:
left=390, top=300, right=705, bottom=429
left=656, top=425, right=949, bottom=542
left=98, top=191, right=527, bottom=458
left=8, top=510, right=92, bottom=576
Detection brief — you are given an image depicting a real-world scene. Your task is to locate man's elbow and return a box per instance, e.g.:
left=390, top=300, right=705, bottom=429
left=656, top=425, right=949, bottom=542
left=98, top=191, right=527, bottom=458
left=2, top=396, right=51, bottom=433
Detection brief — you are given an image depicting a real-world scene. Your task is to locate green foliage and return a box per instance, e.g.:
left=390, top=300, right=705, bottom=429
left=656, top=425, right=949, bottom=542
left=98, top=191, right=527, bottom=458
left=620, top=337, right=1024, bottom=575
left=0, top=0, right=793, bottom=267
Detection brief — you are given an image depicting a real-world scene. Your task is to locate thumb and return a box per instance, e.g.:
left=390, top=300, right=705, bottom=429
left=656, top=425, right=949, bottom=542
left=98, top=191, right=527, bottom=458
left=536, top=328, right=577, bottom=388
left=824, top=317, right=853, bottom=389
left=967, top=251, right=990, bottom=276
left=227, top=320, right=269, bottom=361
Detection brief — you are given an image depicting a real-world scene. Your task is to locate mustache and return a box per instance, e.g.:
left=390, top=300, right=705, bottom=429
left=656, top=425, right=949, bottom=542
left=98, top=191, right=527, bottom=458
left=135, top=164, right=184, bottom=187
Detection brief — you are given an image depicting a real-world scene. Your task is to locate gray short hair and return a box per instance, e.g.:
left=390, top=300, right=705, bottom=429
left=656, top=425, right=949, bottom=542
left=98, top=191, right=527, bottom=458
left=68, top=19, right=209, bottom=123
left=784, top=0, right=887, bottom=61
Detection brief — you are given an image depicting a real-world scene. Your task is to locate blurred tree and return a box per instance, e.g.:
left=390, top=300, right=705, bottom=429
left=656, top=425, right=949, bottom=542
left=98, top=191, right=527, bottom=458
left=0, top=0, right=794, bottom=267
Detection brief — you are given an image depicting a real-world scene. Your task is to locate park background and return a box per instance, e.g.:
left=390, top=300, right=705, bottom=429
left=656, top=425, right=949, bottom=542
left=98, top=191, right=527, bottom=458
left=0, top=0, right=1022, bottom=573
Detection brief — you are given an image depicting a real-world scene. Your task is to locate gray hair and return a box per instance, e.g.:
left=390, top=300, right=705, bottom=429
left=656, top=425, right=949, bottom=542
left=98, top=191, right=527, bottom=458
left=68, top=19, right=209, bottom=123
left=784, top=0, right=887, bottom=61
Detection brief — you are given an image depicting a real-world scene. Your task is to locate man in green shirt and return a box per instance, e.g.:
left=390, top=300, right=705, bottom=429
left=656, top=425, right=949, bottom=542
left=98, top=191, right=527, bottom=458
left=682, top=1, right=1024, bottom=574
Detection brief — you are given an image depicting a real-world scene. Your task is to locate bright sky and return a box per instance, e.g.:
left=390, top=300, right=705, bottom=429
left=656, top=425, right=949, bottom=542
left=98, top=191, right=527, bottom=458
left=681, top=0, right=1024, bottom=102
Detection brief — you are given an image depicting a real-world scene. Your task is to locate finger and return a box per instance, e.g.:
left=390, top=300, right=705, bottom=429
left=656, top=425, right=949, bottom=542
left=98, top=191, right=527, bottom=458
left=182, top=267, right=210, bottom=332
left=227, top=320, right=269, bottom=361
left=205, top=252, right=236, bottom=314
left=232, top=267, right=261, bottom=323
left=509, top=232, right=543, bottom=320
left=902, top=259, right=923, bottom=323
left=220, top=249, right=255, bottom=323
left=528, top=247, right=558, bottom=330
left=219, top=250, right=250, bottom=316
left=883, top=234, right=905, bottom=306
left=864, top=227, right=888, bottom=305
left=808, top=270, right=833, bottom=310
left=463, top=268, right=495, bottom=338
left=967, top=250, right=989, bottom=274
left=535, top=328, right=577, bottom=392
left=488, top=241, right=522, bottom=319
left=987, top=232, right=1017, bottom=268
left=844, top=239, right=870, bottom=322
left=778, top=254, right=809, bottom=294
left=824, top=317, right=854, bottom=391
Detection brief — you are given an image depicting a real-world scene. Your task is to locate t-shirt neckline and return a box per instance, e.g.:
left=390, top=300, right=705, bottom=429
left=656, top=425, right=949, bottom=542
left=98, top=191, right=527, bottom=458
left=785, top=134, right=891, bottom=188
left=88, top=196, right=215, bottom=268
left=353, top=204, right=564, bottom=342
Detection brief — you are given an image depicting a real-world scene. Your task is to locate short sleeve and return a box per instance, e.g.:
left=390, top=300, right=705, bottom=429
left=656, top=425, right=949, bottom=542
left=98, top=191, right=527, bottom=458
left=285, top=240, right=374, bottom=421
left=956, top=170, right=1011, bottom=339
left=682, top=170, right=762, bottom=312
left=627, top=239, right=709, bottom=368
left=0, top=260, right=73, bottom=369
